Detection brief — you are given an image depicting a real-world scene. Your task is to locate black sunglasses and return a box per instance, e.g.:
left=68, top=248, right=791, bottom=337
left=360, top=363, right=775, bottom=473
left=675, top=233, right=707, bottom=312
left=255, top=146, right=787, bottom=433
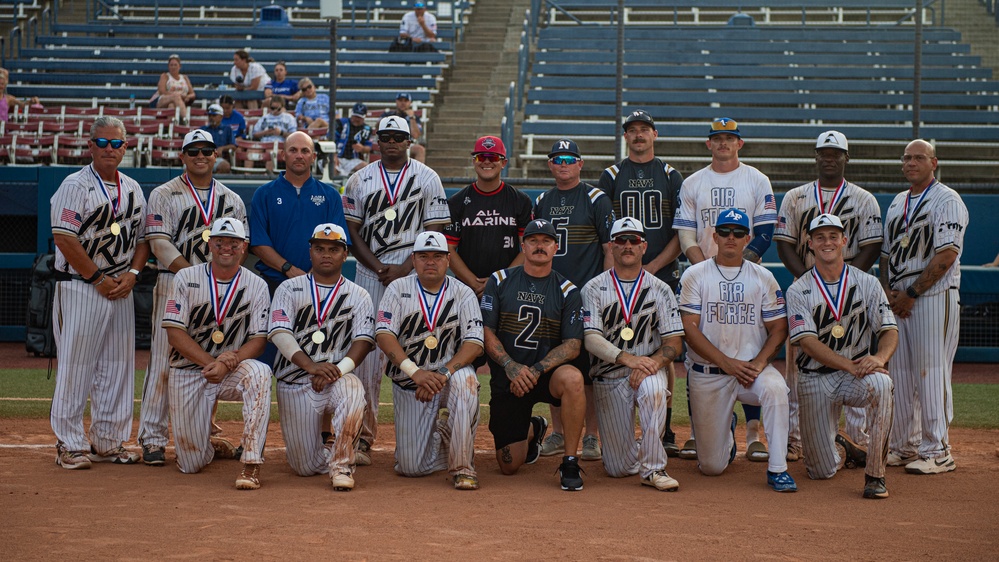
left=93, top=138, right=125, bottom=149
left=185, top=147, right=215, bottom=157
left=270, top=105, right=283, bottom=111
left=716, top=227, right=749, bottom=238
left=378, top=132, right=409, bottom=143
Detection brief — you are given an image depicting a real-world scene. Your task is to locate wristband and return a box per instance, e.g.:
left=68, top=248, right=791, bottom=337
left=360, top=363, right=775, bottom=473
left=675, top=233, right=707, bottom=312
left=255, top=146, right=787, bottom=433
left=93, top=274, right=107, bottom=287
left=531, top=362, right=545, bottom=376
left=336, top=357, right=355, bottom=376
left=83, top=270, right=103, bottom=284
left=128, top=268, right=141, bottom=276
left=905, top=286, right=920, bottom=299
left=399, top=359, right=419, bottom=377
left=501, top=358, right=513, bottom=369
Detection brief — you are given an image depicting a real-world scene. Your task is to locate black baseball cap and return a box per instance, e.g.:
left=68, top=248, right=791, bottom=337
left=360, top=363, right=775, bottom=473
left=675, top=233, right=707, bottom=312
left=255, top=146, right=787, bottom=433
left=522, top=219, right=558, bottom=241
left=623, top=109, right=656, bottom=132
left=547, top=138, right=581, bottom=159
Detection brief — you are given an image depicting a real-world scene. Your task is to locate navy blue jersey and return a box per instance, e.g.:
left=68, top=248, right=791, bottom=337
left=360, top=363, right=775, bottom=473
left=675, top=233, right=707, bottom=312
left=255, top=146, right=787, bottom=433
left=533, top=183, right=615, bottom=288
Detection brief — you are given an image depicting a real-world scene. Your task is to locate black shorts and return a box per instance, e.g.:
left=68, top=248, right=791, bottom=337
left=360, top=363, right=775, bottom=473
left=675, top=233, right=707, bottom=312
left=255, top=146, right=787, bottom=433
left=488, top=369, right=559, bottom=450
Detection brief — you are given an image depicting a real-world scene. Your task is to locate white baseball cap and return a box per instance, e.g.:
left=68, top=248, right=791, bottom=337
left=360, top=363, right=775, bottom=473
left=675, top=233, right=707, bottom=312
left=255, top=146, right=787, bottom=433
left=808, top=213, right=845, bottom=234
left=309, top=223, right=348, bottom=246
left=610, top=217, right=645, bottom=238
left=209, top=217, right=246, bottom=240
left=378, top=115, right=411, bottom=136
left=413, top=231, right=448, bottom=253
left=207, top=103, right=224, bottom=116
left=182, top=129, right=216, bottom=151
left=815, top=130, right=848, bottom=152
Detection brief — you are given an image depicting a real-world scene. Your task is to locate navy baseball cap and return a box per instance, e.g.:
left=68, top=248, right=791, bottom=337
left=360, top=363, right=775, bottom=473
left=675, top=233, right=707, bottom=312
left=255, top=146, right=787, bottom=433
left=523, top=219, right=558, bottom=241
left=715, top=208, right=750, bottom=230
left=396, top=92, right=412, bottom=101
left=548, top=138, right=581, bottom=159
left=709, top=117, right=741, bottom=138
left=350, top=102, right=367, bottom=117
left=623, top=109, right=656, bottom=132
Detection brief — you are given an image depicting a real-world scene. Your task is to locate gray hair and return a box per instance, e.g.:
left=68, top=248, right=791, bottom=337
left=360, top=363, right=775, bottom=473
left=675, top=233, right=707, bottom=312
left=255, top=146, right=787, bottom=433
left=90, top=116, right=126, bottom=138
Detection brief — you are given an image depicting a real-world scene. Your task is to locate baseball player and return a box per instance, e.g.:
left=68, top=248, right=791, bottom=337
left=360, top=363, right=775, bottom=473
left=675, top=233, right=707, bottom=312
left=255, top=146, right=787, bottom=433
left=481, top=219, right=588, bottom=491
left=50, top=116, right=149, bottom=469
left=534, top=138, right=615, bottom=462
left=678, top=209, right=796, bottom=492
left=597, top=110, right=685, bottom=456
left=375, top=232, right=483, bottom=490
left=343, top=115, right=450, bottom=464
left=444, top=135, right=534, bottom=298
left=672, top=118, right=777, bottom=462
left=786, top=214, right=897, bottom=499
left=880, top=139, right=968, bottom=475
left=269, top=224, right=373, bottom=491
left=775, top=130, right=883, bottom=461
left=137, top=129, right=247, bottom=466
left=163, top=218, right=272, bottom=490
left=582, top=217, right=684, bottom=491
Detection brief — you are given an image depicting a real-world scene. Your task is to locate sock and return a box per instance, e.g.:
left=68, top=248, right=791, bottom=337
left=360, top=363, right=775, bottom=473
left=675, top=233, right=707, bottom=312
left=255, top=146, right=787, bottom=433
left=665, top=407, right=673, bottom=435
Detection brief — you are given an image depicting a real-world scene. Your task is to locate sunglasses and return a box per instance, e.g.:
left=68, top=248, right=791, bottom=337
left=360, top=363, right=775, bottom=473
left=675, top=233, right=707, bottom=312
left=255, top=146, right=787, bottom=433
left=185, top=147, right=215, bottom=157
left=613, top=235, right=644, bottom=246
left=474, top=153, right=505, bottom=163
left=378, top=132, right=409, bottom=143
left=92, top=138, right=125, bottom=149
left=550, top=155, right=579, bottom=165
left=716, top=227, right=749, bottom=239
left=302, top=84, right=314, bottom=91
left=270, top=106, right=283, bottom=111
left=711, top=118, right=739, bottom=132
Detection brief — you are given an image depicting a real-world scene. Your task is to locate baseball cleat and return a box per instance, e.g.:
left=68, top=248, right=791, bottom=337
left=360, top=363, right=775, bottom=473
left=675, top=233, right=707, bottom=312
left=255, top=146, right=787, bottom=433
left=904, top=454, right=956, bottom=475
left=355, top=439, right=372, bottom=466
left=580, top=434, right=602, bottom=461
left=678, top=439, right=698, bottom=460
left=887, top=451, right=920, bottom=467
left=211, top=436, right=240, bottom=460
left=835, top=433, right=867, bottom=469
left=556, top=455, right=584, bottom=491
left=526, top=416, right=549, bottom=465
left=641, top=470, right=679, bottom=492
left=142, top=444, right=166, bottom=466
left=453, top=474, right=479, bottom=490
left=746, top=441, right=769, bottom=462
left=863, top=475, right=889, bottom=499
left=331, top=471, right=354, bottom=491
left=235, top=463, right=261, bottom=490
left=767, top=470, right=798, bottom=493
left=56, top=444, right=92, bottom=470
left=88, top=445, right=140, bottom=464
left=786, top=445, right=803, bottom=463
left=540, top=432, right=565, bottom=457
left=662, top=428, right=680, bottom=458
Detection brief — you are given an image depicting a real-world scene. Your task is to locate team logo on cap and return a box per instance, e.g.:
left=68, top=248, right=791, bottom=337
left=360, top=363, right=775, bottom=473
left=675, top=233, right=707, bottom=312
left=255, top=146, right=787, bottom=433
left=557, top=140, right=571, bottom=151
left=631, top=111, right=645, bottom=118
left=723, top=210, right=743, bottom=221
left=533, top=220, right=545, bottom=229
left=620, top=218, right=638, bottom=229
left=218, top=219, right=237, bottom=232
left=480, top=137, right=496, bottom=150
left=423, top=235, right=442, bottom=248
left=821, top=133, right=842, bottom=147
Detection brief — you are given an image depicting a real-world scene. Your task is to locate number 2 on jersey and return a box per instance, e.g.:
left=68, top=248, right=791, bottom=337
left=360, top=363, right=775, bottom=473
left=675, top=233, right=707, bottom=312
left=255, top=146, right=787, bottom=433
left=514, top=305, right=541, bottom=349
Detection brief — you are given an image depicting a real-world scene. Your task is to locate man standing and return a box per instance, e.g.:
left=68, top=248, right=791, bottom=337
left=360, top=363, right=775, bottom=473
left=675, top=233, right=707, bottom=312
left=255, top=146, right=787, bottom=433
left=481, top=219, right=588, bottom=491
left=398, top=1, right=437, bottom=50
left=444, top=136, right=533, bottom=298
left=786, top=214, right=896, bottom=499
left=164, top=218, right=272, bottom=490
left=381, top=93, right=426, bottom=162
left=269, top=223, right=372, bottom=491
left=582, top=217, right=684, bottom=491
left=343, top=115, right=450, bottom=464
left=775, top=130, right=883, bottom=461
left=880, top=139, right=968, bottom=475
left=597, top=110, right=684, bottom=456
left=250, top=131, right=350, bottom=296
left=138, top=129, right=247, bottom=466
left=50, top=116, right=149, bottom=469
left=534, top=138, right=614, bottom=462
left=200, top=103, right=236, bottom=173
left=376, top=232, right=483, bottom=490
left=678, top=209, right=795, bottom=492
left=333, top=102, right=374, bottom=177
left=672, top=118, right=777, bottom=461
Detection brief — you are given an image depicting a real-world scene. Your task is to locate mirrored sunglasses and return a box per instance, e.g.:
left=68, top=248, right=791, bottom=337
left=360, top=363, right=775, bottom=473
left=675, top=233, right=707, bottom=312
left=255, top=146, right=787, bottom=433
left=92, top=138, right=125, bottom=149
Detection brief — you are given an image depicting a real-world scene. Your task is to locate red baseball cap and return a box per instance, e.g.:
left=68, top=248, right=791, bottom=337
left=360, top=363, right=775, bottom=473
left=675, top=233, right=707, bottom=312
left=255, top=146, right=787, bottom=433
left=471, top=136, right=506, bottom=158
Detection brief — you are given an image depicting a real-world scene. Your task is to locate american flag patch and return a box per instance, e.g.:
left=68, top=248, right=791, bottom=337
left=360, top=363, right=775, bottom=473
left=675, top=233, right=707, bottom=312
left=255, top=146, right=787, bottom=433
left=146, top=213, right=163, bottom=227
left=342, top=196, right=356, bottom=211
left=765, top=194, right=777, bottom=211
left=377, top=310, right=392, bottom=323
left=480, top=295, right=493, bottom=311
left=60, top=208, right=82, bottom=228
left=165, top=300, right=181, bottom=314
left=271, top=309, right=289, bottom=323
left=778, top=215, right=787, bottom=227
left=789, top=314, right=805, bottom=329
left=583, top=309, right=591, bottom=323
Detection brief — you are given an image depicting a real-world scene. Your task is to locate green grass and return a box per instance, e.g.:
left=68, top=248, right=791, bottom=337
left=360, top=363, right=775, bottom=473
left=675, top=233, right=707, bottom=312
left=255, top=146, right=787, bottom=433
left=0, top=369, right=995, bottom=429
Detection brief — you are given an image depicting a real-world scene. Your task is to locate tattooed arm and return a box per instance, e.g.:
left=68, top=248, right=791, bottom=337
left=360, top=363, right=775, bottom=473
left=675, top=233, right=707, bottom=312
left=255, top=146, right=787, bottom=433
left=890, top=248, right=958, bottom=319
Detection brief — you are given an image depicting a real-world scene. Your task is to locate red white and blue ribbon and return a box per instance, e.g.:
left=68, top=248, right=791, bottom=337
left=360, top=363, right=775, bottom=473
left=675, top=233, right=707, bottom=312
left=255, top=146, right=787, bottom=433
left=208, top=265, right=242, bottom=327
left=183, top=173, right=217, bottom=228
left=416, top=276, right=448, bottom=333
left=902, top=178, right=936, bottom=234
left=310, top=274, right=343, bottom=329
left=611, top=268, right=645, bottom=326
left=89, top=165, right=121, bottom=217
left=812, top=263, right=849, bottom=324
left=379, top=161, right=411, bottom=206
left=814, top=179, right=846, bottom=214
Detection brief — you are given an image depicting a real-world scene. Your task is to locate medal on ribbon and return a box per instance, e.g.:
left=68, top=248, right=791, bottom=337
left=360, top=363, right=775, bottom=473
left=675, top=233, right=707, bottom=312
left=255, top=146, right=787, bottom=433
left=611, top=269, right=645, bottom=342
left=812, top=264, right=849, bottom=339
left=207, top=264, right=242, bottom=345
left=183, top=173, right=217, bottom=244
left=90, top=165, right=122, bottom=237
left=900, top=179, right=935, bottom=249
left=417, top=277, right=448, bottom=349
left=814, top=179, right=846, bottom=215
left=379, top=161, right=410, bottom=222
left=309, top=274, right=343, bottom=345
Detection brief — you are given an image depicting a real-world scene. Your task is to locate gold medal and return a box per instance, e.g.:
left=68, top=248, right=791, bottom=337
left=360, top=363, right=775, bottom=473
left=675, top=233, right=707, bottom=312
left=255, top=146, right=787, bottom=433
left=900, top=235, right=910, bottom=248
left=620, top=327, right=635, bottom=341
left=110, top=222, right=121, bottom=236
left=211, top=330, right=225, bottom=344
left=202, top=229, right=211, bottom=243
left=831, top=324, right=845, bottom=339
left=425, top=335, right=438, bottom=350
left=384, top=208, right=397, bottom=221
left=311, top=331, right=326, bottom=344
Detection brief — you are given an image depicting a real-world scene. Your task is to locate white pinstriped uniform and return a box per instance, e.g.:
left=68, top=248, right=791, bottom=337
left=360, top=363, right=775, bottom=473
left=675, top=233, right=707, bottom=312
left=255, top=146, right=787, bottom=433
left=775, top=181, right=883, bottom=449
left=582, top=269, right=684, bottom=478
left=162, top=264, right=272, bottom=474
left=672, top=163, right=777, bottom=258
left=678, top=259, right=790, bottom=475
left=376, top=274, right=482, bottom=479
left=343, top=159, right=450, bottom=446
left=268, top=275, right=373, bottom=477
left=881, top=181, right=967, bottom=460
left=49, top=165, right=147, bottom=454
left=786, top=266, right=896, bottom=480
left=138, top=176, right=247, bottom=449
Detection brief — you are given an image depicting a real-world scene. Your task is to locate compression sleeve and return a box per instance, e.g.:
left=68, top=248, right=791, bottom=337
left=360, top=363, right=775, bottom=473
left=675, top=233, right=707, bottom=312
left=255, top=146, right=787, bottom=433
left=678, top=230, right=698, bottom=253
left=584, top=333, right=622, bottom=365
left=272, top=331, right=304, bottom=362
left=747, top=222, right=775, bottom=258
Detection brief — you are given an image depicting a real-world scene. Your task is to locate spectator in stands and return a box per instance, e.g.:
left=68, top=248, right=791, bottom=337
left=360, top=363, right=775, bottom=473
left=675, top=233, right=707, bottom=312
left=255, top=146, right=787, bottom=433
left=294, top=77, right=330, bottom=131
left=219, top=94, right=247, bottom=140
left=984, top=251, right=999, bottom=267
left=264, top=61, right=301, bottom=109
left=333, top=102, right=373, bottom=177
left=0, top=68, right=40, bottom=122
left=392, top=1, right=437, bottom=52
left=251, top=96, right=297, bottom=174
left=230, top=49, right=270, bottom=110
left=380, top=92, right=425, bottom=162
left=200, top=103, right=235, bottom=173
left=151, top=54, right=195, bottom=118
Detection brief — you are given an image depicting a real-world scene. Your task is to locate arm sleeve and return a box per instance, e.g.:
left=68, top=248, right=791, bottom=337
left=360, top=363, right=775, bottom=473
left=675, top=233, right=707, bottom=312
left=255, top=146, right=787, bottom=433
left=747, top=222, right=775, bottom=257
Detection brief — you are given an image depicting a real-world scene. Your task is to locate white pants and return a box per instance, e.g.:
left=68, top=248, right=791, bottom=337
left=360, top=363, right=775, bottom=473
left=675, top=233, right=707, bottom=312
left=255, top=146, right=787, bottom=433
left=276, top=374, right=365, bottom=476
left=353, top=264, right=388, bottom=445
left=168, top=359, right=272, bottom=473
left=138, top=272, right=173, bottom=448
left=593, top=371, right=671, bottom=478
left=787, top=344, right=870, bottom=449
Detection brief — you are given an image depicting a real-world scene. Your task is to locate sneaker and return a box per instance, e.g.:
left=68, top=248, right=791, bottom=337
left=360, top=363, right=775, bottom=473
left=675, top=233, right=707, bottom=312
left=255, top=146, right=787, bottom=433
left=355, top=439, right=372, bottom=466
left=211, top=436, right=240, bottom=460
left=767, top=470, right=798, bottom=492
left=331, top=471, right=354, bottom=491
left=88, top=445, right=140, bottom=464
left=662, top=428, right=680, bottom=458
left=835, top=433, right=867, bottom=469
left=641, top=470, right=679, bottom=492
left=235, top=463, right=261, bottom=490
left=904, top=454, right=956, bottom=475
left=678, top=439, right=698, bottom=460
left=556, top=455, right=584, bottom=491
left=142, top=444, right=166, bottom=466
left=786, top=444, right=802, bottom=463
left=887, top=451, right=920, bottom=467
left=453, top=474, right=479, bottom=490
left=580, top=434, right=602, bottom=461
left=863, top=475, right=889, bottom=499
left=526, top=416, right=549, bottom=465
left=540, top=432, right=565, bottom=457
left=55, top=443, right=92, bottom=470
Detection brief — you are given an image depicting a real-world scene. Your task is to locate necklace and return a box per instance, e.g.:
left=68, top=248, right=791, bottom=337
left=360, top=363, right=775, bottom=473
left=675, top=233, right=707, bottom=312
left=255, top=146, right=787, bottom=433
left=713, top=257, right=744, bottom=282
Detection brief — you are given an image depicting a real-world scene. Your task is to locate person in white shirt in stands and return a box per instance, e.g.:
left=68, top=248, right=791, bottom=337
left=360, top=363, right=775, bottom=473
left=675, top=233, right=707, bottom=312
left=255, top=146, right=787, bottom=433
left=230, top=49, right=270, bottom=110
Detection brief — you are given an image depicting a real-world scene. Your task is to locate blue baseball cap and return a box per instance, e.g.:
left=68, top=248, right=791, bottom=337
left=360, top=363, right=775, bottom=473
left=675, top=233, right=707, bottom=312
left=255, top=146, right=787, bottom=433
left=715, top=208, right=750, bottom=230
left=548, top=138, right=581, bottom=159
left=350, top=102, right=367, bottom=117
left=396, top=92, right=412, bottom=101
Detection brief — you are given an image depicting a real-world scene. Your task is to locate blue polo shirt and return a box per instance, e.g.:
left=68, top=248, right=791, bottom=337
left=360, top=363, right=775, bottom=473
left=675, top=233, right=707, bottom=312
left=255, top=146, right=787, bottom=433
left=249, top=173, right=351, bottom=282
left=200, top=124, right=235, bottom=148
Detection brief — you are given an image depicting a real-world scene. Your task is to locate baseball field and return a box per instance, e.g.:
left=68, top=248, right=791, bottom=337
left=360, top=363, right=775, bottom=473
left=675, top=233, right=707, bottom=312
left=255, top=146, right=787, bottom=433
left=2, top=343, right=997, bottom=560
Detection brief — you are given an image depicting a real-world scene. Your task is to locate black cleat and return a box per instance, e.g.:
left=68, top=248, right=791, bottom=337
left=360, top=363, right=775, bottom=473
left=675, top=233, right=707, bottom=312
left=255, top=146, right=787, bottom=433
left=836, top=433, right=868, bottom=469
left=662, top=428, right=680, bottom=458
left=863, top=475, right=889, bottom=499
left=526, top=416, right=549, bottom=465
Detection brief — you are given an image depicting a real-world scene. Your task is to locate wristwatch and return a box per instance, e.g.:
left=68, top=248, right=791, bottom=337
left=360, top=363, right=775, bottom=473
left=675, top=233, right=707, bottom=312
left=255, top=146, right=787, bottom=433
left=905, top=286, right=920, bottom=299
left=437, top=366, right=452, bottom=379
left=281, top=261, right=293, bottom=274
